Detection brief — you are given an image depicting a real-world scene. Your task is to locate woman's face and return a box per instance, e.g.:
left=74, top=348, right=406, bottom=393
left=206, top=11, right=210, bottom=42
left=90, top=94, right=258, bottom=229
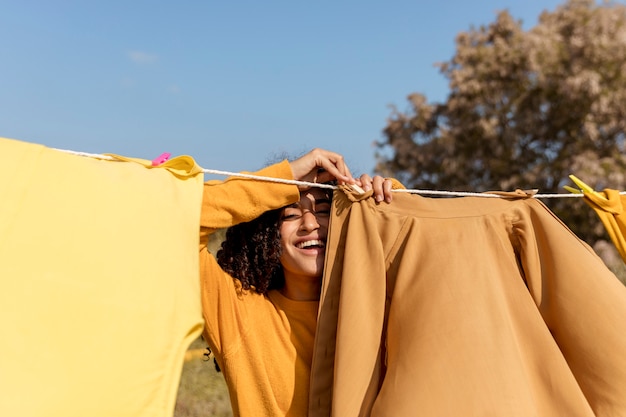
left=279, top=188, right=331, bottom=283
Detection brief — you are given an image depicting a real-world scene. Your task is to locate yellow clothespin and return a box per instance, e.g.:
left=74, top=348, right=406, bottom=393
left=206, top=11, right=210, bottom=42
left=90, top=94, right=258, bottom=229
left=564, top=174, right=604, bottom=199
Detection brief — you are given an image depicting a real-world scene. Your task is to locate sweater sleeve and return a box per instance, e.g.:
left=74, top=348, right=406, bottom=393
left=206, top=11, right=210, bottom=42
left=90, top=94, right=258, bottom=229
left=199, top=160, right=300, bottom=250
left=199, top=160, right=300, bottom=354
left=389, top=178, right=405, bottom=190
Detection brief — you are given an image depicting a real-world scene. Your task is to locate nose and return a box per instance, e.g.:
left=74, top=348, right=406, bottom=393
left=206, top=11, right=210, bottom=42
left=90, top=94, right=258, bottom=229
left=299, top=211, right=320, bottom=231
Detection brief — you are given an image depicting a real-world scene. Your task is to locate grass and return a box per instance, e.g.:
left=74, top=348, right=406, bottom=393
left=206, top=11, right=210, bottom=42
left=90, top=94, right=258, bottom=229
left=174, top=338, right=232, bottom=417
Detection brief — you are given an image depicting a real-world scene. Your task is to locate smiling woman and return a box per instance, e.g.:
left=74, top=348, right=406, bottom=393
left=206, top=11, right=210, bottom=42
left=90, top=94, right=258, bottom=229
left=197, top=148, right=396, bottom=417
left=278, top=188, right=332, bottom=301
left=218, top=187, right=333, bottom=300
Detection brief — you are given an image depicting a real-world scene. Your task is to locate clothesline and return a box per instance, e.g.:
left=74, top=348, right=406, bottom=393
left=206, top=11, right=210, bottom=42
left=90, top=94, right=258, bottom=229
left=53, top=147, right=624, bottom=199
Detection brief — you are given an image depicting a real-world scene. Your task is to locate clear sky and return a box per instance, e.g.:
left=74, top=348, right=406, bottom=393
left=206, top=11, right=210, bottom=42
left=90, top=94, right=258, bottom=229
left=1, top=0, right=565, bottom=176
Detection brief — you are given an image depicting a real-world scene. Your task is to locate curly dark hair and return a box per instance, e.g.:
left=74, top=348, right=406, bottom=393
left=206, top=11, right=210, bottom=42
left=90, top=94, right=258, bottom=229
left=216, top=207, right=285, bottom=294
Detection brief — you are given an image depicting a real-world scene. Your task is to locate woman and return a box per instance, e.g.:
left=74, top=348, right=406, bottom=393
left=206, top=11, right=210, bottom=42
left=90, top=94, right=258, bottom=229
left=198, top=148, right=393, bottom=417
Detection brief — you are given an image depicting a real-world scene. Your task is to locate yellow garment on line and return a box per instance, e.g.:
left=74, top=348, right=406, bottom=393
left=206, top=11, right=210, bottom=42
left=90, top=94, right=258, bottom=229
left=582, top=188, right=626, bottom=263
left=0, top=137, right=204, bottom=417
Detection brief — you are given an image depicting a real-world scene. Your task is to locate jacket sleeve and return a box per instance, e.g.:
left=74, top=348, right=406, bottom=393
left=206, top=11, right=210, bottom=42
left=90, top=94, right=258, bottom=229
left=515, top=199, right=626, bottom=416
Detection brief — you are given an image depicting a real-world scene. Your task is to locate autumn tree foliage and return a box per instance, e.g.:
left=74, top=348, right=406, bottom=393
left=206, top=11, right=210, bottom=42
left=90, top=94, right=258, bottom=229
left=377, top=0, right=626, bottom=246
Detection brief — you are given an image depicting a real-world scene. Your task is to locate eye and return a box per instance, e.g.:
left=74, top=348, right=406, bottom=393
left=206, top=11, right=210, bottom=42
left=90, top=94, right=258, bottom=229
left=281, top=209, right=303, bottom=221
left=315, top=203, right=331, bottom=216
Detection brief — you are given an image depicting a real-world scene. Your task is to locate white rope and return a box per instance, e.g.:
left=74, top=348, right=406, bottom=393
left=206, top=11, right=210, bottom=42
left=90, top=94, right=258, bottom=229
left=392, top=189, right=598, bottom=198
left=52, top=147, right=625, bottom=199
left=202, top=168, right=336, bottom=190
left=53, top=149, right=116, bottom=160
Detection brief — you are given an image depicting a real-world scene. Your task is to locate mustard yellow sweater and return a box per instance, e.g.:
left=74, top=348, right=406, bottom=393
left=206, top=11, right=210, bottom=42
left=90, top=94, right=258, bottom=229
left=199, top=160, right=316, bottom=417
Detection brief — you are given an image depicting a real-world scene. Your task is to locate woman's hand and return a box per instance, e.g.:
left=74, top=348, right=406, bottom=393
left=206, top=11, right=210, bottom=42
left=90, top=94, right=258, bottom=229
left=289, top=148, right=355, bottom=188
left=357, top=174, right=394, bottom=203
left=289, top=149, right=394, bottom=202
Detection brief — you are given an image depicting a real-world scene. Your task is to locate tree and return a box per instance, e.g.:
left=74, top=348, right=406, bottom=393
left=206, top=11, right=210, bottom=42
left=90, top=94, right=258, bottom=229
left=377, top=0, right=626, bottom=247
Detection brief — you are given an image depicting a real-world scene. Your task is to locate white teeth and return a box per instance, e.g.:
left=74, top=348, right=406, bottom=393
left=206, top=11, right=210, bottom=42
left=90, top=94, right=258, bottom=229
left=296, top=240, right=325, bottom=249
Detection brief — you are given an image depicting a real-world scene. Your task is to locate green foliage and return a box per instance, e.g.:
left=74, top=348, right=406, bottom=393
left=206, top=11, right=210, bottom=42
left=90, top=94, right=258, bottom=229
left=377, top=0, right=626, bottom=246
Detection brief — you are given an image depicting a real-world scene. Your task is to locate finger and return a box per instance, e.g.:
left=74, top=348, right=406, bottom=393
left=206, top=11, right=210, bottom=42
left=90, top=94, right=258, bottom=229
left=372, top=175, right=385, bottom=202
left=320, top=149, right=352, bottom=180
left=336, top=158, right=354, bottom=183
left=315, top=152, right=354, bottom=184
left=290, top=149, right=350, bottom=184
left=314, top=167, right=345, bottom=186
left=383, top=178, right=393, bottom=203
left=314, top=169, right=335, bottom=185
left=359, top=174, right=373, bottom=192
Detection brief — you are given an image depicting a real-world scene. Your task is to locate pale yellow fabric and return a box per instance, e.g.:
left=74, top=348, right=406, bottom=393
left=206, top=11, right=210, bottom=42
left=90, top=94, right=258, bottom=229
left=0, top=137, right=204, bottom=417
left=198, top=162, right=321, bottom=416
left=310, top=187, right=626, bottom=417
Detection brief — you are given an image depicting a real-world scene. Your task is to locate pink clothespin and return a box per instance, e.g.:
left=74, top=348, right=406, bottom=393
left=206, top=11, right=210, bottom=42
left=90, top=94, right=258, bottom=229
left=151, top=152, right=171, bottom=166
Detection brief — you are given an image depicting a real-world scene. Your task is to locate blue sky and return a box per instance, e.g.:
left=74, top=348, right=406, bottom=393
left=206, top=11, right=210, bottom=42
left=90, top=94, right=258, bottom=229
left=1, top=0, right=565, bottom=177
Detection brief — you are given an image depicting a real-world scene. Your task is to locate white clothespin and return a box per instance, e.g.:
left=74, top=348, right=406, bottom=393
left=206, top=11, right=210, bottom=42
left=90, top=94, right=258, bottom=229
left=348, top=183, right=366, bottom=194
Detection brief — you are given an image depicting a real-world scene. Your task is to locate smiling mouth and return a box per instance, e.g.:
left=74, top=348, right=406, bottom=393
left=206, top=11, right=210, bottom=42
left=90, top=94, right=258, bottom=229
left=296, top=240, right=326, bottom=249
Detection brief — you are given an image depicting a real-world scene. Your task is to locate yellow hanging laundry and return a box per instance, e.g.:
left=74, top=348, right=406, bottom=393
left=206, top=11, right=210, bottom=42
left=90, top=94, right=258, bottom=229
left=582, top=189, right=626, bottom=263
left=567, top=174, right=626, bottom=263
left=0, top=137, right=204, bottom=417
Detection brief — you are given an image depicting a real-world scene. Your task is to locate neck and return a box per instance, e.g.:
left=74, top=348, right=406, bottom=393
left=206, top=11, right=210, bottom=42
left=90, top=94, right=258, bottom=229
left=280, top=275, right=321, bottom=301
